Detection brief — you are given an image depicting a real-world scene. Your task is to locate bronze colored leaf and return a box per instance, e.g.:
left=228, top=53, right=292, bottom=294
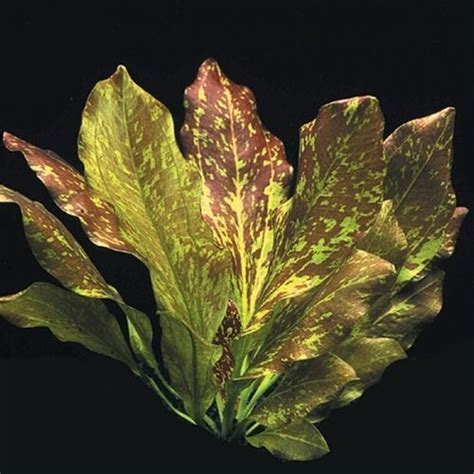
left=384, top=108, right=456, bottom=286
left=247, top=250, right=396, bottom=377
left=181, top=59, right=293, bottom=328
left=251, top=96, right=386, bottom=332
left=252, top=353, right=356, bottom=427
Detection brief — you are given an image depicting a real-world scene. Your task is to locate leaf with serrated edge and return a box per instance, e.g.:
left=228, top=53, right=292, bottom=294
left=0, top=185, right=158, bottom=373
left=0, top=282, right=137, bottom=372
left=250, top=96, right=386, bottom=333
left=246, top=250, right=396, bottom=377
left=384, top=108, right=456, bottom=286
left=361, top=269, right=445, bottom=349
left=247, top=420, right=329, bottom=461
left=253, top=353, right=356, bottom=428
left=181, top=59, right=293, bottom=328
left=160, top=315, right=222, bottom=420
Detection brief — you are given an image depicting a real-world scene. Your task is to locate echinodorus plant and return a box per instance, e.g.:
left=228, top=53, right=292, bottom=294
left=1, top=59, right=467, bottom=461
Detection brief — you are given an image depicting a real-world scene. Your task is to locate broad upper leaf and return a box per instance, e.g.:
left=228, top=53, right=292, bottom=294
left=246, top=250, right=396, bottom=377
left=384, top=108, right=456, bottom=286
left=437, top=206, right=468, bottom=259
left=0, top=282, right=137, bottom=371
left=246, top=420, right=329, bottom=461
left=181, top=59, right=293, bottom=328
left=251, top=96, right=386, bottom=332
left=252, top=353, right=356, bottom=428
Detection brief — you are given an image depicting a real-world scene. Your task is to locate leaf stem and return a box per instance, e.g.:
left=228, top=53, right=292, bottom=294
left=143, top=373, right=196, bottom=426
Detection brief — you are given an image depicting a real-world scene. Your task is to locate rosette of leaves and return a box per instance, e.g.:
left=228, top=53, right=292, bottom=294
left=0, top=59, right=467, bottom=461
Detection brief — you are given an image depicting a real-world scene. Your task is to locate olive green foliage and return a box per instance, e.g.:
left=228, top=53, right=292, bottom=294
left=0, top=60, right=467, bottom=461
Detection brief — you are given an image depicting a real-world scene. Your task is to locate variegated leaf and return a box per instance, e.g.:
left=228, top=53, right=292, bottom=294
left=0, top=282, right=137, bottom=372
left=3, top=132, right=134, bottom=254
left=332, top=337, right=406, bottom=406
left=251, top=96, right=386, bottom=332
left=160, top=315, right=222, bottom=420
left=361, top=269, right=445, bottom=349
left=0, top=185, right=158, bottom=373
left=437, top=206, right=468, bottom=259
left=181, top=59, right=293, bottom=327
left=78, top=65, right=229, bottom=341
left=308, top=337, right=406, bottom=422
left=357, top=200, right=408, bottom=268
left=384, top=108, right=456, bottom=286
left=246, top=420, right=329, bottom=461
left=252, top=353, right=356, bottom=428
left=246, top=250, right=396, bottom=377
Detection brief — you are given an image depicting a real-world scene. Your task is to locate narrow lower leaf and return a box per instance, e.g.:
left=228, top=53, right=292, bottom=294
left=0, top=282, right=137, bottom=371
left=246, top=420, right=329, bottom=461
left=0, top=185, right=158, bottom=373
left=160, top=315, right=223, bottom=420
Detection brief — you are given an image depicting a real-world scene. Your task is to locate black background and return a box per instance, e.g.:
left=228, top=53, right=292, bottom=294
left=0, top=1, right=473, bottom=473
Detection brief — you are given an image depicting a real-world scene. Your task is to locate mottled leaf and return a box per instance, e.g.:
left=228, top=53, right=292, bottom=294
left=181, top=59, right=293, bottom=327
left=246, top=420, right=329, bottom=461
left=357, top=200, right=408, bottom=268
left=252, top=353, right=356, bottom=427
left=251, top=96, right=386, bottom=332
left=78, top=65, right=229, bottom=340
left=247, top=250, right=396, bottom=377
left=332, top=337, right=406, bottom=406
left=384, top=108, right=456, bottom=285
left=160, top=315, right=222, bottom=420
left=0, top=282, right=137, bottom=371
left=213, top=300, right=241, bottom=392
left=3, top=132, right=134, bottom=254
left=361, top=269, right=445, bottom=349
left=437, top=206, right=468, bottom=259
left=0, top=185, right=158, bottom=373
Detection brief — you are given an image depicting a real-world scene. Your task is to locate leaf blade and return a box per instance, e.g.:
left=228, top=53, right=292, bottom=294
left=246, top=420, right=329, bottom=461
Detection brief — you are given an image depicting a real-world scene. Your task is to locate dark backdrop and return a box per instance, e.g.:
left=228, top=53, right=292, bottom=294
left=0, top=1, right=472, bottom=473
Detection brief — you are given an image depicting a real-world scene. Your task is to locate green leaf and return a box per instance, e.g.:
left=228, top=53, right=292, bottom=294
left=247, top=250, right=396, bottom=377
left=0, top=185, right=158, bottom=373
left=78, top=65, right=230, bottom=340
left=0, top=282, right=137, bottom=371
left=332, top=337, right=406, bottom=406
left=357, top=200, right=408, bottom=268
left=361, top=269, right=445, bottom=349
left=181, top=59, right=293, bottom=328
left=246, top=420, right=329, bottom=461
left=251, top=96, right=386, bottom=332
left=252, top=353, right=356, bottom=428
left=384, top=108, right=456, bottom=286
left=160, top=315, right=222, bottom=420
left=0, top=186, right=113, bottom=298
